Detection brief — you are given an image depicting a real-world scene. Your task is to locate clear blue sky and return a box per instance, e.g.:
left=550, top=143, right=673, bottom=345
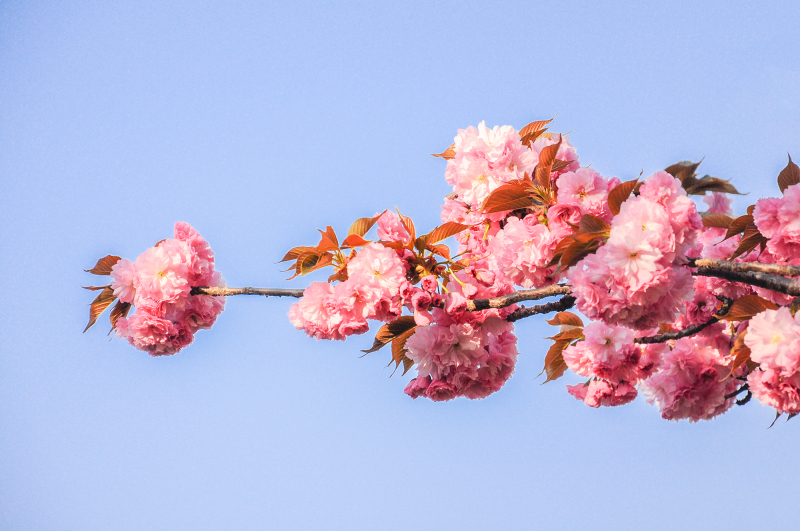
left=1, top=1, right=799, bottom=529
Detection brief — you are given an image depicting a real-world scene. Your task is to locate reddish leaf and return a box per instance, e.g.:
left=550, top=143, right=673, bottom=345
left=391, top=327, right=418, bottom=375
left=427, top=222, right=472, bottom=244
left=85, top=255, right=121, bottom=275
left=719, top=295, right=779, bottom=321
left=684, top=176, right=741, bottom=196
left=348, top=212, right=384, bottom=237
left=427, top=243, right=451, bottom=260
left=664, top=160, right=702, bottom=186
left=518, top=118, right=553, bottom=140
left=362, top=316, right=417, bottom=354
left=541, top=340, right=570, bottom=383
left=396, top=208, right=416, bottom=244
left=432, top=144, right=456, bottom=159
left=480, top=183, right=534, bottom=214
left=280, top=246, right=318, bottom=263
left=84, top=286, right=116, bottom=332
left=607, top=179, right=639, bottom=216
left=377, top=240, right=406, bottom=250
left=316, top=226, right=339, bottom=252
left=730, top=230, right=767, bottom=260
left=547, top=328, right=585, bottom=341
left=341, top=234, right=371, bottom=248
left=519, top=118, right=554, bottom=147
left=551, top=159, right=573, bottom=172
left=778, top=154, right=800, bottom=193
left=546, top=311, right=584, bottom=328
left=559, top=234, right=603, bottom=269
left=109, top=300, right=131, bottom=331
left=533, top=136, right=562, bottom=187
left=82, top=285, right=110, bottom=291
left=579, top=214, right=611, bottom=235
left=702, top=213, right=734, bottom=229
left=723, top=215, right=753, bottom=241
left=724, top=329, right=752, bottom=380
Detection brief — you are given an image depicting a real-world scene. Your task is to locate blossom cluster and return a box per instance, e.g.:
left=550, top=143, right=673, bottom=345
left=111, top=222, right=225, bottom=355
left=745, top=308, right=800, bottom=415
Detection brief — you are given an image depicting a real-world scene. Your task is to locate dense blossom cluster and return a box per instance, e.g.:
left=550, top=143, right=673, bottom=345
left=110, top=222, right=225, bottom=355
left=86, top=118, right=800, bottom=424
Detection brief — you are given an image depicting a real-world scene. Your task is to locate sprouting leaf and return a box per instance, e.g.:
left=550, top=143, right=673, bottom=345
left=432, top=144, right=456, bottom=159
left=362, top=316, right=417, bottom=354
left=82, top=285, right=110, bottom=291
left=546, top=311, right=584, bottom=328
left=84, top=286, right=116, bottom=332
left=778, top=154, right=800, bottom=193
left=109, top=300, right=131, bottom=332
left=719, top=295, right=779, bottom=321
left=702, top=213, right=734, bottom=229
left=608, top=179, right=639, bottom=216
left=541, top=340, right=570, bottom=383
left=578, top=214, right=611, bottom=235
left=480, top=183, right=534, bottom=214
left=85, top=255, right=121, bottom=275
left=340, top=234, right=371, bottom=248
left=533, top=136, right=562, bottom=188
left=348, top=212, right=384, bottom=237
left=316, top=226, right=339, bottom=252
left=426, top=222, right=472, bottom=244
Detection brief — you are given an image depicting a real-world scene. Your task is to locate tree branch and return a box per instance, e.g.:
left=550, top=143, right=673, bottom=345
left=506, top=296, right=577, bottom=323
left=634, top=297, right=733, bottom=344
left=465, top=284, right=572, bottom=311
left=692, top=267, right=800, bottom=296
left=690, top=258, right=800, bottom=277
left=192, top=286, right=305, bottom=297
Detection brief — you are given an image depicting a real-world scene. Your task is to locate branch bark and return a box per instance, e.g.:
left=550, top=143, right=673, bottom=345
left=465, top=284, right=571, bottom=311
left=192, top=286, right=305, bottom=297
left=507, top=296, right=576, bottom=322
left=690, top=258, right=800, bottom=277
left=692, top=267, right=800, bottom=296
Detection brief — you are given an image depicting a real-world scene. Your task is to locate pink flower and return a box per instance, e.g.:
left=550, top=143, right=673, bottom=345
left=747, top=369, right=800, bottom=415
left=745, top=307, right=800, bottom=376
left=376, top=211, right=411, bottom=244
left=116, top=312, right=180, bottom=356
left=556, top=168, right=611, bottom=218
left=703, top=192, right=733, bottom=215
left=346, top=243, right=406, bottom=294
left=133, top=239, right=192, bottom=305
left=174, top=221, right=216, bottom=285
left=110, top=258, right=137, bottom=304
left=641, top=336, right=738, bottom=422
left=567, top=380, right=638, bottom=408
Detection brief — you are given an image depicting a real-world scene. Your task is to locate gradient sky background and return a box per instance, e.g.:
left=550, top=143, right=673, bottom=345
left=2, top=1, right=799, bottom=529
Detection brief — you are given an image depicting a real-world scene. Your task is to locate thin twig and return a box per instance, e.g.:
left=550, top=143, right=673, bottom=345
left=634, top=297, right=733, bottom=344
left=506, top=296, right=577, bottom=323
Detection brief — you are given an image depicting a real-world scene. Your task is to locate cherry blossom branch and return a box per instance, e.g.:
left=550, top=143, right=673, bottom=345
left=507, top=296, right=577, bottom=323
left=192, top=286, right=305, bottom=297
left=689, top=258, right=800, bottom=277
left=633, top=297, right=733, bottom=344
left=465, top=284, right=572, bottom=311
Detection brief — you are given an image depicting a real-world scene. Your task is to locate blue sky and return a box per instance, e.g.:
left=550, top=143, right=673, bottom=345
left=1, top=1, right=799, bottom=529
